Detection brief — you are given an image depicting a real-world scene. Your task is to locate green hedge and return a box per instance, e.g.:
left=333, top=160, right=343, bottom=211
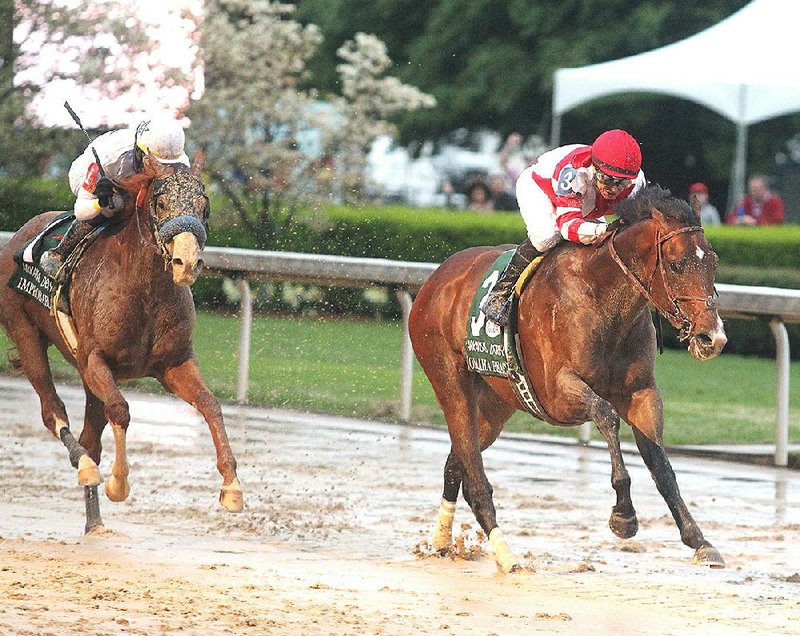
left=5, top=178, right=800, bottom=357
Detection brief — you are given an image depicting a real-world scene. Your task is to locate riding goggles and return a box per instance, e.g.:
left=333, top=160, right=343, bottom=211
left=594, top=168, right=633, bottom=191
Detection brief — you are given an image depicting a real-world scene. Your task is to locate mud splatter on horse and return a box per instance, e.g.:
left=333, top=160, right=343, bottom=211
left=0, top=160, right=243, bottom=533
left=410, top=185, right=726, bottom=571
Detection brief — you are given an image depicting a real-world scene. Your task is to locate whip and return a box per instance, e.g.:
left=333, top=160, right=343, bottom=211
left=63, top=101, right=107, bottom=179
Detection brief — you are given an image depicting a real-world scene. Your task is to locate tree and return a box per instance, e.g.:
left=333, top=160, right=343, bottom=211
left=294, top=0, right=775, bottom=201
left=191, top=0, right=434, bottom=249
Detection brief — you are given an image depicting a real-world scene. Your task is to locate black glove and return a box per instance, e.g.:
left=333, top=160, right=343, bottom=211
left=94, top=177, right=115, bottom=209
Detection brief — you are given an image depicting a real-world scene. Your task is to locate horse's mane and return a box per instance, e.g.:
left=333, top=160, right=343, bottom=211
left=116, top=159, right=174, bottom=194
left=613, top=184, right=699, bottom=227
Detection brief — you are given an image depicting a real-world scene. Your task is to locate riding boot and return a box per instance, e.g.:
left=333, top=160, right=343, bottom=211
left=482, top=239, right=542, bottom=326
left=39, top=217, right=103, bottom=281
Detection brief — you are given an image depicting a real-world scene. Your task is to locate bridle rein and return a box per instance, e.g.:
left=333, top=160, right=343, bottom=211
left=607, top=223, right=716, bottom=341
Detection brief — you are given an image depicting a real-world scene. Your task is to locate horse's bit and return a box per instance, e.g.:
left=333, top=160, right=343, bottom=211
left=608, top=224, right=716, bottom=341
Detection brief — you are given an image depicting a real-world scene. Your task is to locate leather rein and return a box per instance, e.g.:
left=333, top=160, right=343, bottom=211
left=607, top=223, right=716, bottom=341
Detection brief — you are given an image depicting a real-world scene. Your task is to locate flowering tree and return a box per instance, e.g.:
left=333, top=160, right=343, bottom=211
left=190, top=0, right=435, bottom=249
left=2, top=1, right=202, bottom=174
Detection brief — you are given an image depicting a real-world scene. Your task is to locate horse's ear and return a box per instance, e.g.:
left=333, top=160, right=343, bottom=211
left=651, top=207, right=668, bottom=225
left=688, top=193, right=701, bottom=215
left=191, top=148, right=205, bottom=177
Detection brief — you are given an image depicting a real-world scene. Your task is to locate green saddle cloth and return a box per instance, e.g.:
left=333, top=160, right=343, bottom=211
left=463, top=250, right=514, bottom=377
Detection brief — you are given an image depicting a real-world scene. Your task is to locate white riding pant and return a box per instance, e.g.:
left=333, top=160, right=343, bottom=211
left=515, top=165, right=562, bottom=252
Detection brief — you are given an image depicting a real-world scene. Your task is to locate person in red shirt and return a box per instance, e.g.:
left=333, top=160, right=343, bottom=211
left=482, top=129, right=646, bottom=326
left=725, top=175, right=785, bottom=226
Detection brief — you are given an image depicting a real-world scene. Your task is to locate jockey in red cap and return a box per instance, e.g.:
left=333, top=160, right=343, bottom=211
left=482, top=129, right=646, bottom=326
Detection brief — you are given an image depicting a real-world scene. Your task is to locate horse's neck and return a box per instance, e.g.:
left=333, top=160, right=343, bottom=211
left=587, top=224, right=657, bottom=322
left=116, top=204, right=171, bottom=287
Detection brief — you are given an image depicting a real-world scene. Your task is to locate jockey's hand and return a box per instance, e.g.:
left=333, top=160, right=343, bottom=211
left=591, top=222, right=608, bottom=242
left=94, top=177, right=115, bottom=209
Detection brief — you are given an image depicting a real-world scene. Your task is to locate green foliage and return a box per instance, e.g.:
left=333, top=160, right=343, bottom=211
left=0, top=177, right=73, bottom=231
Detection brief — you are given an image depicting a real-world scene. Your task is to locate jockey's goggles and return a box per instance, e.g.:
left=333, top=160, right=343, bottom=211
left=593, top=167, right=633, bottom=191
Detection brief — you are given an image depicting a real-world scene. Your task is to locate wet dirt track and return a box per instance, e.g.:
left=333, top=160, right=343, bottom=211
left=1, top=375, right=799, bottom=635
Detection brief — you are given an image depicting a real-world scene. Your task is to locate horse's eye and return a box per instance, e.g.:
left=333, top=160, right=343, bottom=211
left=669, top=261, right=684, bottom=274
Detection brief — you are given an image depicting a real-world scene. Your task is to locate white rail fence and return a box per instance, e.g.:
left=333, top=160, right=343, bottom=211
left=1, top=233, right=798, bottom=465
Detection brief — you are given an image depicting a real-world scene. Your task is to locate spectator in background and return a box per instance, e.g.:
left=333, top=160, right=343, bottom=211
left=726, top=174, right=785, bottom=225
left=466, top=177, right=494, bottom=214
left=498, top=132, right=544, bottom=184
left=688, top=182, right=720, bottom=226
left=489, top=173, right=517, bottom=211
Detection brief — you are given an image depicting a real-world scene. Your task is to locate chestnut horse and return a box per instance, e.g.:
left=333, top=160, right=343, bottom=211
left=0, top=160, right=243, bottom=533
left=410, top=185, right=727, bottom=572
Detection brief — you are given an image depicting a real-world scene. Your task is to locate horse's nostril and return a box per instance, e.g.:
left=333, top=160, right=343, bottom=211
left=196, top=259, right=204, bottom=273
left=695, top=333, right=713, bottom=346
left=172, top=257, right=183, bottom=267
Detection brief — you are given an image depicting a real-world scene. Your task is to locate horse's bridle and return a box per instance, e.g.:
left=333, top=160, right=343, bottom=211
left=134, top=178, right=210, bottom=269
left=135, top=185, right=172, bottom=267
left=607, top=224, right=716, bottom=341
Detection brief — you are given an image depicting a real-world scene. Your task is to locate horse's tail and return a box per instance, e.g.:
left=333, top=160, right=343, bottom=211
left=6, top=346, right=23, bottom=374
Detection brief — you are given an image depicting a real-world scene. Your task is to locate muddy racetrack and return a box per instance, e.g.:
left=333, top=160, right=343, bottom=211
left=1, top=376, right=799, bottom=635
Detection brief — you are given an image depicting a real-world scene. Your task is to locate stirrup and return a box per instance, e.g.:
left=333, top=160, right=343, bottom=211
left=483, top=296, right=512, bottom=327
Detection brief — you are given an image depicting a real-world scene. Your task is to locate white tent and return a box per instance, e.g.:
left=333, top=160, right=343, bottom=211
left=551, top=0, right=800, bottom=207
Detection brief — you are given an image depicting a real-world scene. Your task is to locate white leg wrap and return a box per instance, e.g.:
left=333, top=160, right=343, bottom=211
left=432, top=498, right=456, bottom=550
left=489, top=528, right=519, bottom=573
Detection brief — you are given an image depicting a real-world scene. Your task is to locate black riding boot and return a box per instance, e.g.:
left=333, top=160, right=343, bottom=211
left=482, top=239, right=541, bottom=326
left=39, top=217, right=103, bottom=281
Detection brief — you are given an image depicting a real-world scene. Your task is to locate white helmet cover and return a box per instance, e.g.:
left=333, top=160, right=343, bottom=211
left=135, top=116, right=189, bottom=165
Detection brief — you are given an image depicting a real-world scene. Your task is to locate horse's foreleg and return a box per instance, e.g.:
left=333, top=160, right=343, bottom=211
left=76, top=387, right=107, bottom=532
left=556, top=370, right=637, bottom=538
left=625, top=388, right=725, bottom=568
left=6, top=322, right=101, bottom=486
left=161, top=357, right=243, bottom=513
left=82, top=350, right=131, bottom=503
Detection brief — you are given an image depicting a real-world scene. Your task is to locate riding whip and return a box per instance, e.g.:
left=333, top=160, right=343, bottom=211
left=63, top=101, right=107, bottom=179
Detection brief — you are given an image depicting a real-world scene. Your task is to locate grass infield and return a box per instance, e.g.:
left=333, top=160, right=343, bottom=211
left=0, top=311, right=797, bottom=447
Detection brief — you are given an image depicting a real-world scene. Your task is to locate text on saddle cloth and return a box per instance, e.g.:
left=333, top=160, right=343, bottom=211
left=8, top=213, right=108, bottom=315
left=463, top=251, right=543, bottom=378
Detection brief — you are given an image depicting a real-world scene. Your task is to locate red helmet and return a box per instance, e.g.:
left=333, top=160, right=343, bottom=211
left=591, top=129, right=641, bottom=178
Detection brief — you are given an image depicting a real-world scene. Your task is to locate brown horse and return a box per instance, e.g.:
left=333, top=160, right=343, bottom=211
left=0, top=160, right=243, bottom=533
left=410, top=185, right=727, bottom=572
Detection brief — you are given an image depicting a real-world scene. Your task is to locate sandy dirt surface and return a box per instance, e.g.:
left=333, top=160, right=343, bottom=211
left=1, top=375, right=799, bottom=635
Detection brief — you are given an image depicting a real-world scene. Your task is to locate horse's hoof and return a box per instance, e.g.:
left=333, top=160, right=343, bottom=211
left=104, top=476, right=130, bottom=502
left=692, top=545, right=726, bottom=569
left=220, top=479, right=244, bottom=512
left=609, top=511, right=639, bottom=539
left=84, top=523, right=106, bottom=536
left=77, top=455, right=102, bottom=487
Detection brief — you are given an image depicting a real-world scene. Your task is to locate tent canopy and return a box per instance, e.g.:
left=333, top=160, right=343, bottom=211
left=552, top=0, right=800, bottom=207
left=553, top=0, right=800, bottom=126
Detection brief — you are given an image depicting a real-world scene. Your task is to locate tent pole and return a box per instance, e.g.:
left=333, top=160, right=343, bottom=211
left=550, top=112, right=561, bottom=148
left=727, top=85, right=749, bottom=212
left=727, top=121, right=748, bottom=212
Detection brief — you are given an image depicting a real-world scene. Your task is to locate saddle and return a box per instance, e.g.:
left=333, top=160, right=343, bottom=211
left=464, top=251, right=561, bottom=424
left=8, top=212, right=108, bottom=354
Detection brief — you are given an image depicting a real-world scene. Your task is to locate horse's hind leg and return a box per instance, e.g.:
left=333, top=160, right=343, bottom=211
left=432, top=450, right=462, bottom=551
left=556, top=370, right=637, bottom=538
left=5, top=321, right=101, bottom=486
left=429, top=364, right=520, bottom=571
left=161, top=356, right=243, bottom=512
